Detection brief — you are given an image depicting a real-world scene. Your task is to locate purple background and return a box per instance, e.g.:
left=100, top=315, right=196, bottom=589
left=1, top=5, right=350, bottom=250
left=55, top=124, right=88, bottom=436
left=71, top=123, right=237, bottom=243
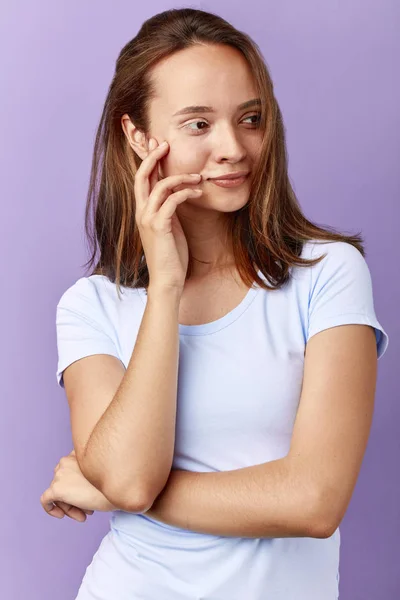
left=1, top=1, right=397, bottom=598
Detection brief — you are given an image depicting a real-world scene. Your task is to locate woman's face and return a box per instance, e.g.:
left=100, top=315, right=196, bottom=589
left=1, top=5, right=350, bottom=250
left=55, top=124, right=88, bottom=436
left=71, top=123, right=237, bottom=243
left=146, top=43, right=264, bottom=214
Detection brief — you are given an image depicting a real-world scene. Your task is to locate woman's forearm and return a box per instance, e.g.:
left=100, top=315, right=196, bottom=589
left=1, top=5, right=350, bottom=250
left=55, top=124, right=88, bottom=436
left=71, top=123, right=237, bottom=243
left=94, top=493, right=118, bottom=512
left=147, top=459, right=326, bottom=539
left=81, top=285, right=182, bottom=510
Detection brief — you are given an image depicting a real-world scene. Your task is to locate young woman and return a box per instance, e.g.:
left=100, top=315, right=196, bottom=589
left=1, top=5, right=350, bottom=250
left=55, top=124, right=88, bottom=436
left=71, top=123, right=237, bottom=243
left=41, top=7, right=389, bottom=599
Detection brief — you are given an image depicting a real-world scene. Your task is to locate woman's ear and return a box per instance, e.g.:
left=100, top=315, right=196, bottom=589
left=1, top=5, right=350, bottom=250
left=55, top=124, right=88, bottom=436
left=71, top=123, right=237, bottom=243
left=121, top=114, right=149, bottom=160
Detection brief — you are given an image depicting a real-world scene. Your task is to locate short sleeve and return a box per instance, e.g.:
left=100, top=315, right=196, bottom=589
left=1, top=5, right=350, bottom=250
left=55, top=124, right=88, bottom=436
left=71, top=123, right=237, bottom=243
left=55, top=277, right=121, bottom=388
left=307, top=242, right=389, bottom=360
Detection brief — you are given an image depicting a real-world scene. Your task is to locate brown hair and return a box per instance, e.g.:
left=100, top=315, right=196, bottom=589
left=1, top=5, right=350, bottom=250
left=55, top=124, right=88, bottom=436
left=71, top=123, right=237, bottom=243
left=82, top=7, right=364, bottom=300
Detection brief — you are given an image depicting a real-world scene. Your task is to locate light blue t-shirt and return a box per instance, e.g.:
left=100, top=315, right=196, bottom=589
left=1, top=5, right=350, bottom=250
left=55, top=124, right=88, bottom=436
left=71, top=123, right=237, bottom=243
left=55, top=240, right=389, bottom=600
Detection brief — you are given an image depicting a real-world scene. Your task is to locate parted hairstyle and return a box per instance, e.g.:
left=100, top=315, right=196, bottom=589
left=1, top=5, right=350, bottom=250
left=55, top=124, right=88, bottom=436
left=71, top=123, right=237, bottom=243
left=82, top=7, right=364, bottom=299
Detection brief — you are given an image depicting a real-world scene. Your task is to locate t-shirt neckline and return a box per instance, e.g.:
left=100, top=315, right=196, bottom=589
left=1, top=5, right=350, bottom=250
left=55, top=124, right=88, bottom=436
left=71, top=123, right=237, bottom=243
left=136, top=270, right=263, bottom=336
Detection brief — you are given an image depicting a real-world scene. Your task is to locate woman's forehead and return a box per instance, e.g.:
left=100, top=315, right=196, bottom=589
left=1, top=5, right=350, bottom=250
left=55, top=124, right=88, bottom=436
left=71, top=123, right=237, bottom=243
left=149, top=47, right=257, bottom=116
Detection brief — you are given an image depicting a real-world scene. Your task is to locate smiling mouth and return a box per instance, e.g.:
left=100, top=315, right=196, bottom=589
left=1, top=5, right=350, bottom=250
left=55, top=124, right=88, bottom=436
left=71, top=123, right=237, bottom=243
left=208, top=171, right=249, bottom=181
left=208, top=174, right=249, bottom=187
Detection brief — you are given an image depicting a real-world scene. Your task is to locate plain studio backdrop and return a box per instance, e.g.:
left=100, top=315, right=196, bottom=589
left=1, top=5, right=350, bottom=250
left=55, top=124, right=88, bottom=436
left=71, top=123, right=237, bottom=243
left=0, top=1, right=397, bottom=599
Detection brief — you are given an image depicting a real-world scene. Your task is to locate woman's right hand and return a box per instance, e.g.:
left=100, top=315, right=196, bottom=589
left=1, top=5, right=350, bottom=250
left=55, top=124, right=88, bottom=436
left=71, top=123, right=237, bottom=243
left=40, top=452, right=116, bottom=521
left=134, top=138, right=203, bottom=292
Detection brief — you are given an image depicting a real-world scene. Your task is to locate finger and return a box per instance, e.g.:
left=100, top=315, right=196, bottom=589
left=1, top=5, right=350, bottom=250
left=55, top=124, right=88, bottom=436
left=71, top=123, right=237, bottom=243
left=40, top=488, right=87, bottom=522
left=135, top=141, right=169, bottom=203
left=158, top=188, right=202, bottom=220
left=148, top=138, right=160, bottom=192
left=54, top=501, right=92, bottom=519
left=145, top=174, right=202, bottom=215
left=49, top=505, right=65, bottom=519
left=40, top=490, right=65, bottom=519
left=55, top=501, right=87, bottom=522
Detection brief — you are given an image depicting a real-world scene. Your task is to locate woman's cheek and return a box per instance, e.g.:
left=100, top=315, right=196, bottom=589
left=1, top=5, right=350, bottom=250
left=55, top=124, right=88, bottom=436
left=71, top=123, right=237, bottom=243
left=159, top=139, right=199, bottom=178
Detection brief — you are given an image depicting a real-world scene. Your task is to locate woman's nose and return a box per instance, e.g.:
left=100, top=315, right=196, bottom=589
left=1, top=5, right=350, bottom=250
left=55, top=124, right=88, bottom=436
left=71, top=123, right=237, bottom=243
left=213, top=127, right=247, bottom=162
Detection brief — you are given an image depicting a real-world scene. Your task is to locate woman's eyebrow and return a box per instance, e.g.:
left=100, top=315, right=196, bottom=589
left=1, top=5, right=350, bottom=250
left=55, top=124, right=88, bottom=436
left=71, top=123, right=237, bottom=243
left=172, top=98, right=261, bottom=117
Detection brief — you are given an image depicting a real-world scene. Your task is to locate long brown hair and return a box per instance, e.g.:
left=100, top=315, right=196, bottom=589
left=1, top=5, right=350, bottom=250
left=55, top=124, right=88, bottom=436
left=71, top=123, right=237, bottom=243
left=82, top=7, right=364, bottom=300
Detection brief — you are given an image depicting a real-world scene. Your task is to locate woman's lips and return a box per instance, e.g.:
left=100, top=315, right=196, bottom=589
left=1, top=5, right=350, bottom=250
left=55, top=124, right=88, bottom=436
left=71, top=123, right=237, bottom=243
left=208, top=174, right=249, bottom=188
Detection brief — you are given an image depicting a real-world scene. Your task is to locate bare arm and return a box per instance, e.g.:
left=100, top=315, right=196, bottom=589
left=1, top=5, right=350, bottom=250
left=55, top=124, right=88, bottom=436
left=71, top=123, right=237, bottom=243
left=146, top=459, right=324, bottom=539
left=146, top=324, right=378, bottom=540
left=79, top=319, right=376, bottom=543
left=81, top=285, right=181, bottom=510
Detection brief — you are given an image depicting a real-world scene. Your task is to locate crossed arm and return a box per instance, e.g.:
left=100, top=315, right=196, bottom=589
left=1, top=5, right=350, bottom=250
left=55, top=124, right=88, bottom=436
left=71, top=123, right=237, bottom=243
left=142, top=458, right=323, bottom=538
left=90, top=324, right=378, bottom=540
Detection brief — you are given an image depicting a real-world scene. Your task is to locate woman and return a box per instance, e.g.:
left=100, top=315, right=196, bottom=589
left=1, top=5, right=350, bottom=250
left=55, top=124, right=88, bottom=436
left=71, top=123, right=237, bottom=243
left=41, top=7, right=389, bottom=599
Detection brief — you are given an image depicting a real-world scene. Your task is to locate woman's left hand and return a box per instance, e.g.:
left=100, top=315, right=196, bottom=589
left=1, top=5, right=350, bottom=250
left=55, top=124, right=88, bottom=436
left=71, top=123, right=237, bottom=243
left=40, top=451, right=115, bottom=522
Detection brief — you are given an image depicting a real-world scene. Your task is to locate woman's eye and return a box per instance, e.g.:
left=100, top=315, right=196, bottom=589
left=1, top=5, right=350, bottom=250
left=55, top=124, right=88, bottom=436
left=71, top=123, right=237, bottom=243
left=242, top=113, right=261, bottom=125
left=183, top=113, right=261, bottom=134
left=184, top=120, right=209, bottom=132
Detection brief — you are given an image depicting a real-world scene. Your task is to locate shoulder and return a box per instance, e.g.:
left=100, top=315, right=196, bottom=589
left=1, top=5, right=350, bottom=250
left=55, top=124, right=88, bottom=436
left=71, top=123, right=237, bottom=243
left=309, top=239, right=364, bottom=261
left=303, top=240, right=389, bottom=359
left=55, top=275, right=124, bottom=388
left=301, top=239, right=368, bottom=286
left=55, top=275, right=126, bottom=340
left=57, top=275, right=121, bottom=313
left=286, top=240, right=365, bottom=291
left=301, top=238, right=364, bottom=263
left=303, top=239, right=372, bottom=298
